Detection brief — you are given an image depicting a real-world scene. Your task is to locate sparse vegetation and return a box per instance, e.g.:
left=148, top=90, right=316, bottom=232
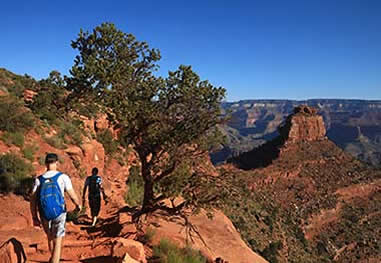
left=44, top=134, right=66, bottom=149
left=152, top=239, right=206, bottom=263
left=0, top=95, right=35, bottom=133
left=22, top=144, right=39, bottom=161
left=0, top=152, right=34, bottom=195
left=96, top=129, right=119, bottom=155
left=125, top=165, right=144, bottom=207
left=1, top=131, right=25, bottom=147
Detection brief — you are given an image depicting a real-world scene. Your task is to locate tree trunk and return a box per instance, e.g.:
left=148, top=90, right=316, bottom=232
left=142, top=179, right=154, bottom=212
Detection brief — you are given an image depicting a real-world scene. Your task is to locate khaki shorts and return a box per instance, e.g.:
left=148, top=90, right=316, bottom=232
left=41, top=212, right=67, bottom=239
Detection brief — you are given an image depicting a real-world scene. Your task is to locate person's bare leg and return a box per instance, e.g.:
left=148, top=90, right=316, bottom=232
left=47, top=237, right=54, bottom=262
left=92, top=216, right=97, bottom=227
left=51, top=237, right=63, bottom=263
left=47, top=237, right=53, bottom=252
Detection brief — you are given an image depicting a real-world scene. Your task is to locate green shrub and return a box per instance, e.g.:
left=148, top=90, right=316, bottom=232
left=22, top=144, right=39, bottom=161
left=44, top=135, right=66, bottom=149
left=58, top=121, right=83, bottom=145
left=125, top=165, right=144, bottom=206
left=97, top=129, right=119, bottom=155
left=142, top=227, right=156, bottom=244
left=0, top=152, right=34, bottom=195
left=153, top=239, right=206, bottom=263
left=1, top=132, right=25, bottom=147
left=0, top=96, right=35, bottom=132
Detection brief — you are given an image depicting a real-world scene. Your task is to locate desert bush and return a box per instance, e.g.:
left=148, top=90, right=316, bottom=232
left=0, top=152, right=34, bottom=195
left=22, top=144, right=39, bottom=161
left=153, top=239, right=206, bottom=263
left=125, top=165, right=144, bottom=207
left=44, top=135, right=66, bottom=149
left=58, top=120, right=83, bottom=145
left=1, top=131, right=25, bottom=147
left=0, top=96, right=35, bottom=132
left=97, top=129, right=119, bottom=155
left=141, top=227, right=156, bottom=244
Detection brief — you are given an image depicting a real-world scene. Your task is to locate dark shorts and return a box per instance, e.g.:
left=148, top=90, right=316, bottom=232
left=89, top=196, right=101, bottom=217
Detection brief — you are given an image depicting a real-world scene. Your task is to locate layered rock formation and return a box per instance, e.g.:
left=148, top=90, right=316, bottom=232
left=216, top=99, right=381, bottom=166
left=279, top=105, right=326, bottom=143
left=225, top=106, right=381, bottom=262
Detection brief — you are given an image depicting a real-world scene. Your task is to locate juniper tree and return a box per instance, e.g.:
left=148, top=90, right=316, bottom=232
left=67, top=23, right=226, bottom=216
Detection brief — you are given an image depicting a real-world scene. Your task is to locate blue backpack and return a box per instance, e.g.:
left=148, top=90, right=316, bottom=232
left=38, top=172, right=65, bottom=220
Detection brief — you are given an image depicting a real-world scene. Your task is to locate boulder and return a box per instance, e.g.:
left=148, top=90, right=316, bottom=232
left=0, top=238, right=26, bottom=263
left=95, top=114, right=110, bottom=131
left=80, top=139, right=105, bottom=175
left=119, top=253, right=140, bottom=263
left=112, top=238, right=146, bottom=263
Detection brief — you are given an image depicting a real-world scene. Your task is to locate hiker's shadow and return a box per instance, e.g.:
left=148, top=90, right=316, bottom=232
left=0, top=238, right=27, bottom=263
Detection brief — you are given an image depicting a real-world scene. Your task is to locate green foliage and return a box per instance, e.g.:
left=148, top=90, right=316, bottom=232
left=22, top=144, right=39, bottom=161
left=261, top=241, right=283, bottom=263
left=0, top=69, right=38, bottom=98
left=1, top=131, right=25, bottom=147
left=0, top=95, right=35, bottom=132
left=125, top=165, right=144, bottom=207
left=44, top=135, right=66, bottom=149
left=58, top=120, right=83, bottom=145
left=96, top=129, right=119, bottom=155
left=141, top=227, right=156, bottom=244
left=68, top=23, right=226, bottom=213
left=29, top=70, right=67, bottom=123
left=43, top=119, right=83, bottom=149
left=153, top=239, right=206, bottom=263
left=0, top=152, right=34, bottom=195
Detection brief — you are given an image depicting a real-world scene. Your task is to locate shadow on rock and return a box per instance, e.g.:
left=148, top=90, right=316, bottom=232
left=0, top=238, right=27, bottom=263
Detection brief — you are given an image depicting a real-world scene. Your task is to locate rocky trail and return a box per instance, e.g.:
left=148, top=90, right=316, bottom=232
left=0, top=168, right=139, bottom=263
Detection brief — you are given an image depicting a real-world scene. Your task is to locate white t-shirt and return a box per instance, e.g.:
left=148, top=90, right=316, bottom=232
left=32, top=170, right=73, bottom=196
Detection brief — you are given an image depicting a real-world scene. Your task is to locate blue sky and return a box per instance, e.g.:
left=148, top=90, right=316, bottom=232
left=1, top=0, right=380, bottom=101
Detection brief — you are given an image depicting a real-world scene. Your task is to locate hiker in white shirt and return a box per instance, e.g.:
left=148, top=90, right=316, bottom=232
left=30, top=153, right=81, bottom=263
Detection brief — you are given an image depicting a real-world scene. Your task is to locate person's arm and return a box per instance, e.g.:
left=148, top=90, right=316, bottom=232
left=30, top=179, right=40, bottom=227
left=63, top=175, right=82, bottom=211
left=100, top=185, right=108, bottom=203
left=82, top=181, right=88, bottom=207
left=67, top=188, right=82, bottom=211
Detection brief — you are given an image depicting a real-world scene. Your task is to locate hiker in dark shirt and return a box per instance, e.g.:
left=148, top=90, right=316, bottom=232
left=82, top=167, right=108, bottom=226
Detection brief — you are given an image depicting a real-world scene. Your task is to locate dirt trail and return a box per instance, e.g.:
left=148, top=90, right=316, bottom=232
left=0, top=169, right=129, bottom=263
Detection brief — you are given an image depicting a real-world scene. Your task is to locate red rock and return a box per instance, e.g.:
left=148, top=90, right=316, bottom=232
left=23, top=89, right=37, bottom=102
left=119, top=253, right=140, bottom=263
left=112, top=238, right=146, bottom=263
left=279, top=105, right=326, bottom=143
left=95, top=114, right=110, bottom=131
left=149, top=210, right=268, bottom=263
left=80, top=139, right=105, bottom=175
left=0, top=238, right=27, bottom=263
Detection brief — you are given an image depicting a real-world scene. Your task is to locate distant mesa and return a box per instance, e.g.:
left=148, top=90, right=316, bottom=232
left=229, top=105, right=327, bottom=170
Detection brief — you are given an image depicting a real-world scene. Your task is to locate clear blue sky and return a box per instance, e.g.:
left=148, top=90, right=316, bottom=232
left=1, top=0, right=380, bottom=101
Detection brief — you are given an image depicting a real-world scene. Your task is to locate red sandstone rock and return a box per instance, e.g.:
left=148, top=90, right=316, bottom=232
left=112, top=238, right=146, bottom=263
left=95, top=114, right=110, bottom=131
left=149, top=210, right=268, bottom=263
left=280, top=105, right=326, bottom=143
left=0, top=238, right=26, bottom=263
left=80, top=139, right=105, bottom=175
left=23, top=89, right=37, bottom=102
left=119, top=253, right=140, bottom=263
